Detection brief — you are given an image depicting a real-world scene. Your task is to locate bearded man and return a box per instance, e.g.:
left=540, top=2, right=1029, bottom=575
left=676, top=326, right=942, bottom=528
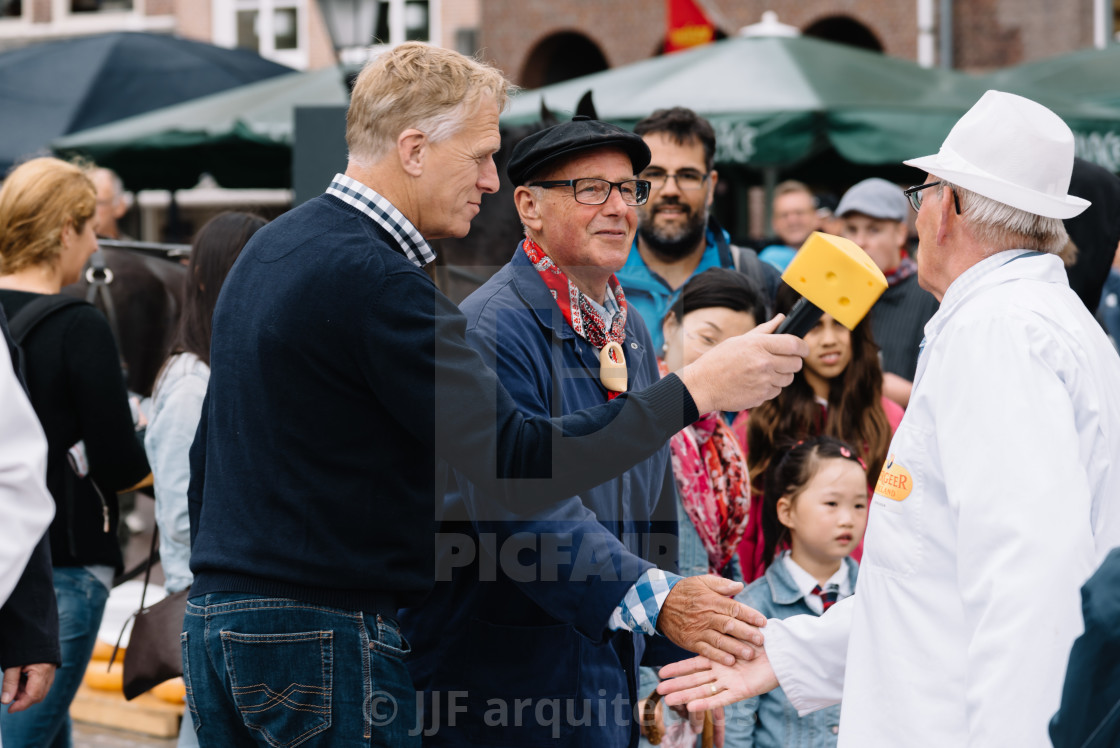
left=618, top=107, right=778, bottom=351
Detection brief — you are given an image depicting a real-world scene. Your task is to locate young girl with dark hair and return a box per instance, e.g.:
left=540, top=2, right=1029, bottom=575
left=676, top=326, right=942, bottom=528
left=147, top=211, right=266, bottom=593
left=144, top=211, right=266, bottom=748
left=734, top=435, right=868, bottom=746
left=738, top=282, right=903, bottom=581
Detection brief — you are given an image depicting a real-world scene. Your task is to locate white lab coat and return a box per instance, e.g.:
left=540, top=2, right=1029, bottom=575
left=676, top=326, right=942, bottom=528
left=765, top=251, right=1120, bottom=747
left=0, top=335, right=54, bottom=608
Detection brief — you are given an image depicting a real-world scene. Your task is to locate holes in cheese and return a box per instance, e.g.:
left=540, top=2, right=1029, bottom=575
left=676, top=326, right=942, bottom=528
left=780, top=232, right=888, bottom=330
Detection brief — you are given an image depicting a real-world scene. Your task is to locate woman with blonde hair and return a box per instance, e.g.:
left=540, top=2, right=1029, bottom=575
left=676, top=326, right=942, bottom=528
left=0, top=157, right=150, bottom=747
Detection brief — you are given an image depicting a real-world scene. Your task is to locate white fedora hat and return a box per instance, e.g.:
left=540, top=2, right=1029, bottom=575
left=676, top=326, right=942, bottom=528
left=904, top=90, right=1089, bottom=219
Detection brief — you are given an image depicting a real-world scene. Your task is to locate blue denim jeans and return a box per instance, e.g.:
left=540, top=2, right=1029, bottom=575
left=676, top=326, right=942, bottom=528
left=182, top=594, right=417, bottom=747
left=0, top=566, right=110, bottom=748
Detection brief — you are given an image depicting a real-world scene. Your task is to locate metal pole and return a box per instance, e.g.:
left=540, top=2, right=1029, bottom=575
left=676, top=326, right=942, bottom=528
left=1093, top=0, right=1110, bottom=48
left=763, top=166, right=778, bottom=238
left=939, top=0, right=953, bottom=69
left=917, top=0, right=935, bottom=68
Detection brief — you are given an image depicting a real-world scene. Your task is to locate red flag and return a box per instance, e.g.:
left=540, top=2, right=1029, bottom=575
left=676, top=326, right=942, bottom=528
left=665, top=0, right=715, bottom=53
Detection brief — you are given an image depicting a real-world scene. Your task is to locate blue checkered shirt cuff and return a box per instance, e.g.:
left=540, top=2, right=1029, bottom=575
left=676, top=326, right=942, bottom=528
left=608, top=569, right=683, bottom=636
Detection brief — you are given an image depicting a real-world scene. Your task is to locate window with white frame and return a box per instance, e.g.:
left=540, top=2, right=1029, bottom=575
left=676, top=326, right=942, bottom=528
left=1, top=0, right=170, bottom=35
left=214, top=0, right=307, bottom=68
left=71, top=0, right=132, bottom=13
left=326, top=0, right=438, bottom=65
left=374, top=0, right=430, bottom=44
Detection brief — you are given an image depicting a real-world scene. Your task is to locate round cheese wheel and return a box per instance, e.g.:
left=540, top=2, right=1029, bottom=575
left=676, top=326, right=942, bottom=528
left=152, top=678, right=187, bottom=704
left=83, top=661, right=123, bottom=692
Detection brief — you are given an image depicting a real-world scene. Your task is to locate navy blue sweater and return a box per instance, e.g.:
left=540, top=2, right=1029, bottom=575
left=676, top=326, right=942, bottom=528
left=188, top=194, right=698, bottom=613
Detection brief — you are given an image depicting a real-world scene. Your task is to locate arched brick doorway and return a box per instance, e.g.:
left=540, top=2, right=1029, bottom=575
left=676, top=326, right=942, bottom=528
left=803, top=16, right=884, bottom=53
left=520, top=31, right=608, bottom=88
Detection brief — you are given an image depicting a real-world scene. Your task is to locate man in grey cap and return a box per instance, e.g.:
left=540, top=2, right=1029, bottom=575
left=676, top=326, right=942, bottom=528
left=655, top=90, right=1120, bottom=748
left=836, top=177, right=939, bottom=408
left=401, top=116, right=779, bottom=746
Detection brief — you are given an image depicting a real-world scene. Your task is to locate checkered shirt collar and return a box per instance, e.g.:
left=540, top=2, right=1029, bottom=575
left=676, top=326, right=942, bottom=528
left=325, top=173, right=435, bottom=268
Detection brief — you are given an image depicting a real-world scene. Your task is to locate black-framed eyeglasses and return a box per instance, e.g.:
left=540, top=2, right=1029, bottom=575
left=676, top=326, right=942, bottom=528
left=640, top=168, right=711, bottom=192
left=904, top=181, right=961, bottom=214
left=528, top=178, right=651, bottom=206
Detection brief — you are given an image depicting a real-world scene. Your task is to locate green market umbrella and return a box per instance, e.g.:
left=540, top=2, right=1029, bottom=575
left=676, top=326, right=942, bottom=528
left=982, top=46, right=1120, bottom=173
left=0, top=31, right=292, bottom=175
left=984, top=45, right=1120, bottom=108
left=53, top=65, right=350, bottom=190
left=504, top=34, right=1120, bottom=173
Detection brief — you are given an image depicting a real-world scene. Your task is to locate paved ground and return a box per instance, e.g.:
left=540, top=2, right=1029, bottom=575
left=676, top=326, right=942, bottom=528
left=74, top=722, right=178, bottom=748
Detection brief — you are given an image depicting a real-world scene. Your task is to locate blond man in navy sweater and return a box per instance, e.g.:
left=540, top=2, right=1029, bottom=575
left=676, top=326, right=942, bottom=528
left=184, top=43, right=806, bottom=747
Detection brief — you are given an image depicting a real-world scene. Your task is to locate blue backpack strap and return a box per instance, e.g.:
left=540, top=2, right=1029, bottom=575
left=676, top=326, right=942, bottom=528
left=708, top=217, right=781, bottom=317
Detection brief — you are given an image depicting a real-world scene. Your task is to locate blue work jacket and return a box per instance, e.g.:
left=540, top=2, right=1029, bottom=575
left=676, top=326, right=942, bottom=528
left=401, top=245, right=678, bottom=748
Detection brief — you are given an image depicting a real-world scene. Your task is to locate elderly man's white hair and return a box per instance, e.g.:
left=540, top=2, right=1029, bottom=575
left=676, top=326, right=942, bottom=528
left=939, top=181, right=1068, bottom=255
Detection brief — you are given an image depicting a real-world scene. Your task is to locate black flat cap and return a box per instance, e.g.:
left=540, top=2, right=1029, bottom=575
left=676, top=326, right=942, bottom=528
left=507, top=115, right=652, bottom=186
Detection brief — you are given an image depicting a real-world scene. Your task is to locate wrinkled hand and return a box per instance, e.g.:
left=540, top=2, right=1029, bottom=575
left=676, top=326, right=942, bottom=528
left=657, top=650, right=779, bottom=713
left=2, top=663, right=56, bottom=713
left=678, top=315, right=808, bottom=415
left=656, top=575, right=765, bottom=666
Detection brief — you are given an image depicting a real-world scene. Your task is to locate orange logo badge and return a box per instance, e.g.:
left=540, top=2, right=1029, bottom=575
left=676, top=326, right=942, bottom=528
left=875, top=454, right=914, bottom=501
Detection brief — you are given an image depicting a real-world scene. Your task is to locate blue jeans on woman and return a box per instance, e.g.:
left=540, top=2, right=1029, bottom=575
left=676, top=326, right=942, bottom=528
left=1, top=567, right=110, bottom=748
left=182, top=593, right=416, bottom=747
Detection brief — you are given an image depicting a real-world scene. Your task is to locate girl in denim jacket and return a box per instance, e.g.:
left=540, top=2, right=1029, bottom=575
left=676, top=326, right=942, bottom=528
left=729, top=436, right=867, bottom=747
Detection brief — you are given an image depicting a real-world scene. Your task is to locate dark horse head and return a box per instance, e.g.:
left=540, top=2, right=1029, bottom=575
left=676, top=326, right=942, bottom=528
left=62, top=244, right=188, bottom=397
left=430, top=92, right=599, bottom=303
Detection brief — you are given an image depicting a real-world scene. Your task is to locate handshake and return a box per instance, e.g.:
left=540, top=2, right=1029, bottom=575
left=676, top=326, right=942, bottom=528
left=655, top=575, right=782, bottom=714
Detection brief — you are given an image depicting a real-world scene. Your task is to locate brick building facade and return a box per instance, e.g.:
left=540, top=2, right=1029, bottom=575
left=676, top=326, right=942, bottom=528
left=479, top=0, right=1103, bottom=86
left=475, top=0, right=1114, bottom=241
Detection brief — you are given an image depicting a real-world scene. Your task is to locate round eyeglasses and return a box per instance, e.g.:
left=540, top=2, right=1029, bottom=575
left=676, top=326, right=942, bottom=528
left=528, top=178, right=651, bottom=206
left=640, top=169, right=710, bottom=192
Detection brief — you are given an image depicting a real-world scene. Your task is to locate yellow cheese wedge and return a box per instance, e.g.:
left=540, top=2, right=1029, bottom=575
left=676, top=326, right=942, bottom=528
left=781, top=232, right=888, bottom=330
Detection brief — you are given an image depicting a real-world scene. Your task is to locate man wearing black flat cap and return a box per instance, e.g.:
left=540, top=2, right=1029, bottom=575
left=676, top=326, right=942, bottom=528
left=401, top=116, right=782, bottom=746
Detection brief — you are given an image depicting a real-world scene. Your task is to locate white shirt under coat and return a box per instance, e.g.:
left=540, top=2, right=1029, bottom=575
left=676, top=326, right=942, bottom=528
left=763, top=251, right=1120, bottom=747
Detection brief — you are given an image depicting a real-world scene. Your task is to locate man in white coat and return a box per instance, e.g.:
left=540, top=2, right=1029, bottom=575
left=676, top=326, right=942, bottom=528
left=0, top=326, right=54, bottom=609
left=655, top=90, right=1120, bottom=747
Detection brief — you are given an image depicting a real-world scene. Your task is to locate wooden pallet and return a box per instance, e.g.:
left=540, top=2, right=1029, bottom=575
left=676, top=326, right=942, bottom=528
left=71, top=683, right=184, bottom=739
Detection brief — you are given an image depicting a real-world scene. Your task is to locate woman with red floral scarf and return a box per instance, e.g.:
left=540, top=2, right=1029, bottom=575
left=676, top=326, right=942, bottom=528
left=638, top=267, right=767, bottom=747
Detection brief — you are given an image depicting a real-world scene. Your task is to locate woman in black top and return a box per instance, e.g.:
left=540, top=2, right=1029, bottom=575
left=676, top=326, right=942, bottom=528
left=0, top=157, right=150, bottom=747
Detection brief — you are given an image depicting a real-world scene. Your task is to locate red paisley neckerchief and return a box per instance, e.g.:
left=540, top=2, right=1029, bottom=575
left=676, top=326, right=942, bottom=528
left=659, top=360, right=752, bottom=573
left=522, top=238, right=627, bottom=348
left=522, top=238, right=628, bottom=398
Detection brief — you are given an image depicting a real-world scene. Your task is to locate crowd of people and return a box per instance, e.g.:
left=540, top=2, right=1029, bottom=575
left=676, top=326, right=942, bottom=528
left=0, top=41, right=1118, bottom=748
